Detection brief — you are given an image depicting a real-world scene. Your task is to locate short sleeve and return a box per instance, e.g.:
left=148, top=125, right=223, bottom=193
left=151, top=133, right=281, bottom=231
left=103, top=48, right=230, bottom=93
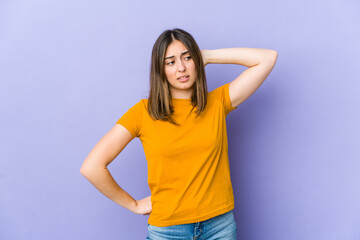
left=115, top=101, right=143, bottom=138
left=211, top=82, right=237, bottom=116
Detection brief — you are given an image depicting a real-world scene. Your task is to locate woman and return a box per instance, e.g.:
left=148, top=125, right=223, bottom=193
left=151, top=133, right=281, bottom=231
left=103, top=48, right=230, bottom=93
left=80, top=28, right=278, bottom=239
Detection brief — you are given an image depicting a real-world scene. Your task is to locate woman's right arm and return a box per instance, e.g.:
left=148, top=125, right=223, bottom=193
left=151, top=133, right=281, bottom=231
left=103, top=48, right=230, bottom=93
left=80, top=123, right=152, bottom=215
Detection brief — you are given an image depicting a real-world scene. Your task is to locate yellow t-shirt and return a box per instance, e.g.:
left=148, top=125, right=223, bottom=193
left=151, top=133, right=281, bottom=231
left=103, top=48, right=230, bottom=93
left=115, top=82, right=237, bottom=227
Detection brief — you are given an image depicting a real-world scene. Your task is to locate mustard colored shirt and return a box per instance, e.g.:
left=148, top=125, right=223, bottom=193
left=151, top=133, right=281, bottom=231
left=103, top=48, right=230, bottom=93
left=115, top=82, right=237, bottom=227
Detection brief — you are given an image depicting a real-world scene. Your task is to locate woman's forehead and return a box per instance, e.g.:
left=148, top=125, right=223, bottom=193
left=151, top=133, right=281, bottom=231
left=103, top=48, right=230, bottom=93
left=165, top=41, right=188, bottom=55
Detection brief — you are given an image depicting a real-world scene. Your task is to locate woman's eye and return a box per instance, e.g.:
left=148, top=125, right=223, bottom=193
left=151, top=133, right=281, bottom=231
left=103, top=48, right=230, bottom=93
left=166, top=56, right=191, bottom=66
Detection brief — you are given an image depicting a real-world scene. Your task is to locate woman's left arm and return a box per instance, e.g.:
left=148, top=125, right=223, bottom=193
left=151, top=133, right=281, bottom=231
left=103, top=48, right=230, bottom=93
left=201, top=48, right=278, bottom=108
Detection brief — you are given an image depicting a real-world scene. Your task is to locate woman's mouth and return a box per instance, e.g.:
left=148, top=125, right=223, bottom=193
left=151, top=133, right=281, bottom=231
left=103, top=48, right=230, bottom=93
left=177, top=75, right=190, bottom=82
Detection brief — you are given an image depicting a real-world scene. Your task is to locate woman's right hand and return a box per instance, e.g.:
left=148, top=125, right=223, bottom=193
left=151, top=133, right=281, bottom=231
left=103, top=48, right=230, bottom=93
left=133, top=195, right=152, bottom=215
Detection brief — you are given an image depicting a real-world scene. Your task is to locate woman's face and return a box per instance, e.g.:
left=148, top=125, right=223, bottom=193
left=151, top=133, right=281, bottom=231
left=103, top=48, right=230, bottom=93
left=163, top=40, right=197, bottom=98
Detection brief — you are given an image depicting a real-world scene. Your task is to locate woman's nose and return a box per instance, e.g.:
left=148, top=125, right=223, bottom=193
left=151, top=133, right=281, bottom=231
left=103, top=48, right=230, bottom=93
left=178, top=60, right=186, bottom=71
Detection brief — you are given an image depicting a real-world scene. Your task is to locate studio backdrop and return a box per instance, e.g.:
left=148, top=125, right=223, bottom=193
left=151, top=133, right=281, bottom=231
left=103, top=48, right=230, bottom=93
left=0, top=0, right=359, bottom=239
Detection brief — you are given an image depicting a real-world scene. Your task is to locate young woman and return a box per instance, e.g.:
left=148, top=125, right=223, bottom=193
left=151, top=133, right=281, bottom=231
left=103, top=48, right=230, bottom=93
left=80, top=28, right=278, bottom=239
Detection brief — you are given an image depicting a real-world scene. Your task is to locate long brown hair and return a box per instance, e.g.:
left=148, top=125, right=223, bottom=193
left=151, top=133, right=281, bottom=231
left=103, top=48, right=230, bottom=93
left=147, top=28, right=208, bottom=126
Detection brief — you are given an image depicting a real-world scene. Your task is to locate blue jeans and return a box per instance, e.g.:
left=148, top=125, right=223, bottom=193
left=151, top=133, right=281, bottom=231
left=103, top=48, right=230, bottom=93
left=146, top=210, right=237, bottom=240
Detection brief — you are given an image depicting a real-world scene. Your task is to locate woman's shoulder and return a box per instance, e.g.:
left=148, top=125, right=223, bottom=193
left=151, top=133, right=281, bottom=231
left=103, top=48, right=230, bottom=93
left=138, top=99, right=148, bottom=110
left=209, top=82, right=230, bottom=96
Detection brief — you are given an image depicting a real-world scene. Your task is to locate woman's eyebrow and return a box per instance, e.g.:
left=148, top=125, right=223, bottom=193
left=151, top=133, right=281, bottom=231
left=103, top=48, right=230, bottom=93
left=165, top=51, right=189, bottom=60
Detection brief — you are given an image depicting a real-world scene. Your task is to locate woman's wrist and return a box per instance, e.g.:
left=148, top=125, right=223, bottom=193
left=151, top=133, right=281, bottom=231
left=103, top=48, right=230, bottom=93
left=200, top=49, right=211, bottom=66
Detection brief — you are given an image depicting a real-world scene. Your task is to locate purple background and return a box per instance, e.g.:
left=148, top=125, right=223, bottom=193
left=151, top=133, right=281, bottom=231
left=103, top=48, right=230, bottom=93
left=1, top=0, right=359, bottom=239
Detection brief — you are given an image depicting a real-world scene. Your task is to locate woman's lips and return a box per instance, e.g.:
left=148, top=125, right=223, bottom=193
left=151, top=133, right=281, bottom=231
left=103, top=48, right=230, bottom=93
left=177, top=75, right=189, bottom=82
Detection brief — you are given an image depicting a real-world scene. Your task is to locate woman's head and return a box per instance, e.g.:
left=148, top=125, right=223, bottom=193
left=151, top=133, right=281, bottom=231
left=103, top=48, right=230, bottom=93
left=163, top=39, right=197, bottom=98
left=148, top=28, right=208, bottom=125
